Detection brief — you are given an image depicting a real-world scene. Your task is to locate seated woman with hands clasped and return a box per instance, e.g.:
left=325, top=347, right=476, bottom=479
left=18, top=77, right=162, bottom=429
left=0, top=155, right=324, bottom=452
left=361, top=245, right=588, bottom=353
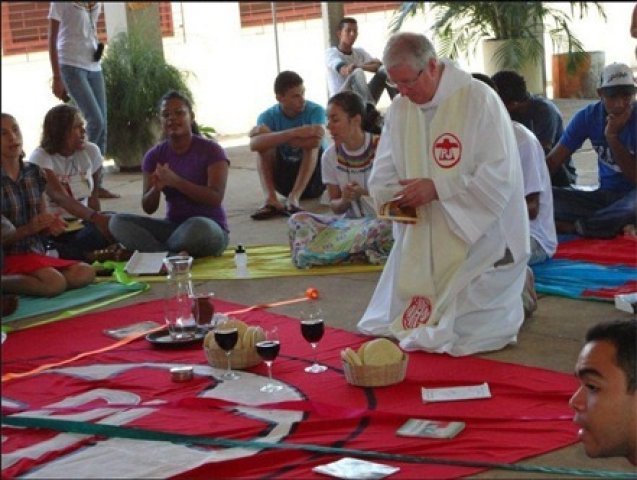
left=289, top=91, right=393, bottom=268
left=109, top=91, right=230, bottom=258
left=1, top=113, right=94, bottom=297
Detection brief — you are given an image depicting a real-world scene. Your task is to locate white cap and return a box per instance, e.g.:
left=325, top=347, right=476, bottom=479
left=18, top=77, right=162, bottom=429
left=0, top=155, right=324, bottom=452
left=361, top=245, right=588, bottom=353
left=599, top=63, right=636, bottom=90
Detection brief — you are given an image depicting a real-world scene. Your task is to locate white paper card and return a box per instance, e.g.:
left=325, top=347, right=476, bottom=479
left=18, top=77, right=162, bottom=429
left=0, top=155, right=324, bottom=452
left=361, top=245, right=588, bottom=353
left=313, top=457, right=399, bottom=479
left=614, top=292, right=637, bottom=314
left=124, top=250, right=168, bottom=275
left=421, top=382, right=491, bottom=403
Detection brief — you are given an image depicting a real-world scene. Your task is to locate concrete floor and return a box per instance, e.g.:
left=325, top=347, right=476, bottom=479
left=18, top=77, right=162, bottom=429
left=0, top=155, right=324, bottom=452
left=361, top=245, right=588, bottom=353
left=23, top=98, right=636, bottom=476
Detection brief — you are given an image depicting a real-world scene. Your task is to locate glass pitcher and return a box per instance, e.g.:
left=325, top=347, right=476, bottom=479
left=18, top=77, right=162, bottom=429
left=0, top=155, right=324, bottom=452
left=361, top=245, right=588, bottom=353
left=163, top=255, right=197, bottom=340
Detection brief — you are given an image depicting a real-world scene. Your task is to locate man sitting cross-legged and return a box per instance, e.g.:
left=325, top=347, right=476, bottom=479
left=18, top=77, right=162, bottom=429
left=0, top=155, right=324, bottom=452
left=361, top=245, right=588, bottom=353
left=249, top=71, right=327, bottom=220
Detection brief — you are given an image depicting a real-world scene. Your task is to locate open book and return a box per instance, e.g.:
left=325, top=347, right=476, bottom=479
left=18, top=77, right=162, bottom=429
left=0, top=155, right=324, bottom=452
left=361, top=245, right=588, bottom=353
left=360, top=195, right=418, bottom=224
left=124, top=250, right=169, bottom=275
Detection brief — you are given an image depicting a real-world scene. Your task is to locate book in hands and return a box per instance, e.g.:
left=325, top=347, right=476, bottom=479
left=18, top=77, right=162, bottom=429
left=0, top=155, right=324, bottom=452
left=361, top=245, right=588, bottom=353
left=396, top=418, right=465, bottom=439
left=360, top=194, right=418, bottom=224
left=124, top=250, right=169, bottom=275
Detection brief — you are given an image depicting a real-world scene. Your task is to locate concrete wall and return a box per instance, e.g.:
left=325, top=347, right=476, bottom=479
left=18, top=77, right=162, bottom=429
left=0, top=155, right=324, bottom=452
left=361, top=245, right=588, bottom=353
left=2, top=2, right=634, bottom=158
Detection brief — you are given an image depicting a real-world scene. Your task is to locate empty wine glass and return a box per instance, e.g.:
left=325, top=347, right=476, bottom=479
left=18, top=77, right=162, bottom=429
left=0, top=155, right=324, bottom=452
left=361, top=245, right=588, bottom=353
left=256, top=327, right=283, bottom=392
left=214, top=324, right=240, bottom=380
left=300, top=306, right=327, bottom=373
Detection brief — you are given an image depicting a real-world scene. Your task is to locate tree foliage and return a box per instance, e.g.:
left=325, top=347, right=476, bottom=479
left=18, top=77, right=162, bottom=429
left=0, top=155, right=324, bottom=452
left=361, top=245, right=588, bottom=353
left=389, top=2, right=606, bottom=72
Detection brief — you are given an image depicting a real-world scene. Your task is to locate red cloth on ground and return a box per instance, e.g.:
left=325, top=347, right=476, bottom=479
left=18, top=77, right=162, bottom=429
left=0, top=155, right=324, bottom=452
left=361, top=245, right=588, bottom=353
left=554, top=235, right=637, bottom=267
left=2, top=299, right=580, bottom=479
left=2, top=252, right=78, bottom=274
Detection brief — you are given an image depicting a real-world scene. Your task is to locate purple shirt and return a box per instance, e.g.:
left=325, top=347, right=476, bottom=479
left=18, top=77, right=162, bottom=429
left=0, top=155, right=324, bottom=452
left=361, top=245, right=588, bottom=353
left=143, top=136, right=230, bottom=231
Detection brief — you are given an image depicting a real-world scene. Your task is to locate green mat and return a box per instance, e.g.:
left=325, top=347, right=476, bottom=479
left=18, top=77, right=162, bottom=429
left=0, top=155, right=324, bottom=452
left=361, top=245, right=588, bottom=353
left=2, top=281, right=148, bottom=330
left=97, top=244, right=385, bottom=283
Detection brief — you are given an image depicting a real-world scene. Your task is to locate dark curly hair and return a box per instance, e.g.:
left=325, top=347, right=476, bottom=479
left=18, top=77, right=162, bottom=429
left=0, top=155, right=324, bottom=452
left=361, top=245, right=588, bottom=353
left=40, top=104, right=81, bottom=154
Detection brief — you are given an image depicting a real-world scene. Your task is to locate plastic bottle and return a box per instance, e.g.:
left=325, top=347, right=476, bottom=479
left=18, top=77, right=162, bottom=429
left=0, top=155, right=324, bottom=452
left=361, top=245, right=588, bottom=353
left=45, top=239, right=59, bottom=258
left=234, top=244, right=249, bottom=278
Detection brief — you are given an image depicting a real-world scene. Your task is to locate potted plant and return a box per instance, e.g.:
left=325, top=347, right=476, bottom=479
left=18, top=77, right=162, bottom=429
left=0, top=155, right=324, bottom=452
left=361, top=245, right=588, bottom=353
left=102, top=30, right=193, bottom=170
left=389, top=2, right=606, bottom=94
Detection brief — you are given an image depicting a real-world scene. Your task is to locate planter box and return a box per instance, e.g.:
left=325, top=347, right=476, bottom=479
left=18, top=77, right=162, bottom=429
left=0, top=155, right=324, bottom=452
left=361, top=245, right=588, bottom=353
left=482, top=38, right=545, bottom=95
left=552, top=51, right=605, bottom=99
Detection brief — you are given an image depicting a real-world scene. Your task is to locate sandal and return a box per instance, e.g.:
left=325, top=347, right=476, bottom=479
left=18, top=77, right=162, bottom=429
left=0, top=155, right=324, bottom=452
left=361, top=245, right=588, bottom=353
left=87, top=244, right=134, bottom=263
left=251, top=204, right=288, bottom=220
left=286, top=204, right=303, bottom=214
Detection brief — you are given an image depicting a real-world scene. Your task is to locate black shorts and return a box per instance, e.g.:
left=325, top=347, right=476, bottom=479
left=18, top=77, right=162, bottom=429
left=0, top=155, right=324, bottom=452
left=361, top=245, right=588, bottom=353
left=274, top=147, right=325, bottom=199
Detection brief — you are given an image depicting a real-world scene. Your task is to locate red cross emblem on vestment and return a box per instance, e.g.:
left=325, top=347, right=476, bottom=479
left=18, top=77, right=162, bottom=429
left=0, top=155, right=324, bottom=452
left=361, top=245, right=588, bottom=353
left=402, top=296, right=432, bottom=329
left=432, top=133, right=462, bottom=168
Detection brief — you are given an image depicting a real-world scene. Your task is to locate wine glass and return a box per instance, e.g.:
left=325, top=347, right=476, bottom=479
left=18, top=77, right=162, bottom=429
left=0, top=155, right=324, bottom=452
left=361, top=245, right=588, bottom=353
left=256, top=327, right=283, bottom=392
left=300, top=306, right=327, bottom=374
left=214, top=325, right=240, bottom=380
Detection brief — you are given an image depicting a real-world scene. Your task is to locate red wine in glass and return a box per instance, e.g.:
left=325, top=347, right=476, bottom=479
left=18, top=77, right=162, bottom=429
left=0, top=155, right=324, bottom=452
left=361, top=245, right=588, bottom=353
left=301, top=319, right=324, bottom=343
left=257, top=334, right=283, bottom=393
left=256, top=340, right=280, bottom=361
left=214, top=328, right=238, bottom=351
left=300, top=313, right=327, bottom=374
left=214, top=327, right=240, bottom=380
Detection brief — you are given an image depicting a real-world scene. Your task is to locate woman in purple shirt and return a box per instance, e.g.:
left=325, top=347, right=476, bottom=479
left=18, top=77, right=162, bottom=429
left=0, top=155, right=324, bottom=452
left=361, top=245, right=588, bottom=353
left=109, top=91, right=229, bottom=257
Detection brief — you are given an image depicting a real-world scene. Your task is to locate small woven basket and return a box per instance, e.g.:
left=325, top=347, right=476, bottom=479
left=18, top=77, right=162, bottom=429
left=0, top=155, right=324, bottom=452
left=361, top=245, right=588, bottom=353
left=204, top=345, right=261, bottom=370
left=343, top=354, right=408, bottom=387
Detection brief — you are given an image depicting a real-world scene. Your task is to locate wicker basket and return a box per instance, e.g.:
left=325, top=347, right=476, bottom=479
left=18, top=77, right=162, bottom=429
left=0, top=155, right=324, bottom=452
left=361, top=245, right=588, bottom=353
left=343, top=354, right=408, bottom=387
left=204, top=345, right=261, bottom=370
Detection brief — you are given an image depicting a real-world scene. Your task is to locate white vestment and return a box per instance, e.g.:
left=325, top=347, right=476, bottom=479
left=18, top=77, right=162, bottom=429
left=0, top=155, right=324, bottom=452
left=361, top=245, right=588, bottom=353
left=357, top=60, right=530, bottom=356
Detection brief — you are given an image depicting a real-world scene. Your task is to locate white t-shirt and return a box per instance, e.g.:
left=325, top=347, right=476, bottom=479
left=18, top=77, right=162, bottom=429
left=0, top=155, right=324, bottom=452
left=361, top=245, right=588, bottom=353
left=513, top=122, right=557, bottom=258
left=321, top=132, right=378, bottom=217
left=49, top=2, right=102, bottom=72
left=28, top=143, right=102, bottom=218
left=325, top=46, right=374, bottom=97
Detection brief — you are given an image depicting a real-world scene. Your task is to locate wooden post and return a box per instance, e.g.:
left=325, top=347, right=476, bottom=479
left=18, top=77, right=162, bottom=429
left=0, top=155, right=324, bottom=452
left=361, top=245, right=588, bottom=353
left=103, top=2, right=164, bottom=57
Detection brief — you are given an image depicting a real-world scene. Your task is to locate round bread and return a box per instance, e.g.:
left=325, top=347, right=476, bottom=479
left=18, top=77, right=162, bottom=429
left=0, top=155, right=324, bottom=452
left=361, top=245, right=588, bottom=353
left=361, top=338, right=403, bottom=366
left=357, top=344, right=367, bottom=364
left=204, top=331, right=215, bottom=349
left=341, top=347, right=362, bottom=366
left=243, top=325, right=265, bottom=349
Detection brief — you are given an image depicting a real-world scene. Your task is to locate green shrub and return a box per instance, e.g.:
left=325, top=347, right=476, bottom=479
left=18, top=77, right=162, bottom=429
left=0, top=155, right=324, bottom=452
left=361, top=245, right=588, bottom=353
left=102, top=30, right=193, bottom=169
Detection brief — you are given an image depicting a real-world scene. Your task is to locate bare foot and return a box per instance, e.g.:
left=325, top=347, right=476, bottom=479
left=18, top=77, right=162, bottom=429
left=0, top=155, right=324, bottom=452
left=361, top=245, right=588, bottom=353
left=623, top=224, right=636, bottom=237
left=97, top=187, right=121, bottom=199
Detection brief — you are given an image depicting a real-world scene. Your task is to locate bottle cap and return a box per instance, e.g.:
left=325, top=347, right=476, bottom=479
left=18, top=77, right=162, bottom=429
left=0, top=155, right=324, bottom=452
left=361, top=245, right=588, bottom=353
left=235, top=245, right=246, bottom=254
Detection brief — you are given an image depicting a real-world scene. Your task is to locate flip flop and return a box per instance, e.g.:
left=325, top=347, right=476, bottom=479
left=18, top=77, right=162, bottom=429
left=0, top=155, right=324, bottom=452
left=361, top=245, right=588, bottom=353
left=286, top=204, right=303, bottom=214
left=250, top=204, right=288, bottom=220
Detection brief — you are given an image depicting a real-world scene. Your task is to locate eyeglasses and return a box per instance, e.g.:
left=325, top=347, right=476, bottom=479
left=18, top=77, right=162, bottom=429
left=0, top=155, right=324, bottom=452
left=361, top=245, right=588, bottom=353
left=160, top=108, right=188, bottom=119
left=386, top=69, right=423, bottom=89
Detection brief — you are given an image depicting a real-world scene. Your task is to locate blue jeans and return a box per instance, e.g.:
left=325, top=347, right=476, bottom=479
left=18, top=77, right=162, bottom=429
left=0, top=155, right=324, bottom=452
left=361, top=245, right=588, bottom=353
left=60, top=65, right=107, bottom=155
left=52, top=221, right=111, bottom=261
left=553, top=187, right=636, bottom=238
left=109, top=214, right=229, bottom=258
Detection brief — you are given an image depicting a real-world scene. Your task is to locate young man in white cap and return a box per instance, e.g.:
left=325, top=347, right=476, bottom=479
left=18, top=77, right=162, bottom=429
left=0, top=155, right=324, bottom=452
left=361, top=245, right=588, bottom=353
left=547, top=62, right=636, bottom=238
